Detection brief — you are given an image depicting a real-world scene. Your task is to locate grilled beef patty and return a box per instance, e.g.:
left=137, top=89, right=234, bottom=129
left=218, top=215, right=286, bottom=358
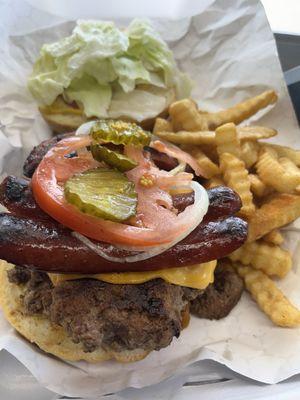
left=8, top=263, right=243, bottom=354
left=8, top=266, right=199, bottom=353
left=190, top=262, right=244, bottom=320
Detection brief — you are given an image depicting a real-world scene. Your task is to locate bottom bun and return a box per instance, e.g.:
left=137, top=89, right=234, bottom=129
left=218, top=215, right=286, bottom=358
left=39, top=88, right=173, bottom=134
left=0, top=261, right=149, bottom=363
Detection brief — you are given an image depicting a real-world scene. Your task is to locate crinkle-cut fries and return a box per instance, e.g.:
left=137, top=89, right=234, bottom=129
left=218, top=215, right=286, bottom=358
left=153, top=89, right=300, bottom=327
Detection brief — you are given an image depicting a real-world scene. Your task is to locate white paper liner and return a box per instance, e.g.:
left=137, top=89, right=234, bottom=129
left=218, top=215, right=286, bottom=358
left=0, top=0, right=300, bottom=397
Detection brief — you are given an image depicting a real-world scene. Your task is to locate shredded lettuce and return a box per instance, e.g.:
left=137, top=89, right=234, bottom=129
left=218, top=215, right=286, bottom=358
left=64, top=76, right=112, bottom=118
left=109, top=87, right=171, bottom=121
left=28, top=19, right=192, bottom=119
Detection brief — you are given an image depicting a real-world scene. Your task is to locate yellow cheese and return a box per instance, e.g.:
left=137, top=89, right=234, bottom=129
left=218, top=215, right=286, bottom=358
left=48, top=260, right=217, bottom=289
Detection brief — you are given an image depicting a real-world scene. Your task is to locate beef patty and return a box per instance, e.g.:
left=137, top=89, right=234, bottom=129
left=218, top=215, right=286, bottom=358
left=190, top=262, right=244, bottom=320
left=7, top=266, right=199, bottom=354
left=7, top=263, right=243, bottom=354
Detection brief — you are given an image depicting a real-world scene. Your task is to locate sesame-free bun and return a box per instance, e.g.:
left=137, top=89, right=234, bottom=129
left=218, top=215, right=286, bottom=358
left=0, top=262, right=149, bottom=363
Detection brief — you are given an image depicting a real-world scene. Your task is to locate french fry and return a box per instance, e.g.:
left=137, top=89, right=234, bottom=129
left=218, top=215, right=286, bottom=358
left=153, top=118, right=172, bottom=134
left=247, top=193, right=300, bottom=241
left=256, top=147, right=300, bottom=193
left=198, top=144, right=219, bottom=163
left=249, top=174, right=271, bottom=198
left=215, top=123, right=241, bottom=157
left=169, top=99, right=206, bottom=131
left=182, top=146, right=220, bottom=179
left=156, top=130, right=216, bottom=145
left=220, top=152, right=255, bottom=217
left=263, top=229, right=284, bottom=246
left=156, top=126, right=276, bottom=146
left=240, top=141, right=259, bottom=168
left=278, top=157, right=300, bottom=176
left=169, top=91, right=277, bottom=132
left=164, top=91, right=300, bottom=329
left=236, top=265, right=300, bottom=327
left=204, top=175, right=225, bottom=189
left=229, top=241, right=291, bottom=278
left=279, top=158, right=300, bottom=195
left=197, top=90, right=278, bottom=130
left=238, top=126, right=277, bottom=141
left=260, top=143, right=300, bottom=166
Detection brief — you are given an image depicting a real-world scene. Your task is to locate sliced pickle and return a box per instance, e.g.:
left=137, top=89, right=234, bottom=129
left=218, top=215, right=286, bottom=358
left=91, top=143, right=137, bottom=172
left=64, top=168, right=137, bottom=222
left=91, top=120, right=151, bottom=147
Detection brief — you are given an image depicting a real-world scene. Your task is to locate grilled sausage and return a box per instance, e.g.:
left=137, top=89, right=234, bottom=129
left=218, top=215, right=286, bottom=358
left=0, top=213, right=247, bottom=274
left=0, top=177, right=242, bottom=223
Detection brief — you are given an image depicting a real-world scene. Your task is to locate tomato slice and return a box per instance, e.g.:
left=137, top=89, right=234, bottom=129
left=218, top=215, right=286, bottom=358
left=32, top=135, right=205, bottom=248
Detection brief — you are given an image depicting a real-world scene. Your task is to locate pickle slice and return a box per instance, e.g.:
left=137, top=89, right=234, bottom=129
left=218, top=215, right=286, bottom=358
left=91, top=143, right=137, bottom=172
left=91, top=120, right=151, bottom=147
left=64, top=168, right=137, bottom=222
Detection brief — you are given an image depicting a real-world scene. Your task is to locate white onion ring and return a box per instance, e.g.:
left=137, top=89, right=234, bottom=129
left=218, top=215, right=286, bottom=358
left=73, top=181, right=209, bottom=263
left=75, top=121, right=97, bottom=136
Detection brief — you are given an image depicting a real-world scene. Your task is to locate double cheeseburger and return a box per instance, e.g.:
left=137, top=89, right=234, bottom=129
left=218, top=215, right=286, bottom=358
left=0, top=120, right=247, bottom=362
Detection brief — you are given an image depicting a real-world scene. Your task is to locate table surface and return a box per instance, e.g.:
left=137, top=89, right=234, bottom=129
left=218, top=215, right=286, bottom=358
left=1, top=1, right=300, bottom=398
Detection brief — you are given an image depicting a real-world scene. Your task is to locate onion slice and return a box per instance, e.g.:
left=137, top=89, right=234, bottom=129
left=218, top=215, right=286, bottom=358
left=150, top=138, right=209, bottom=178
left=73, top=181, right=209, bottom=263
left=75, top=121, right=97, bottom=136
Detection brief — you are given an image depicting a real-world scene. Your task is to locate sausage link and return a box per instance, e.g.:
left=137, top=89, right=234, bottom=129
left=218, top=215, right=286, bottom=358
left=0, top=213, right=247, bottom=274
left=0, top=176, right=242, bottom=223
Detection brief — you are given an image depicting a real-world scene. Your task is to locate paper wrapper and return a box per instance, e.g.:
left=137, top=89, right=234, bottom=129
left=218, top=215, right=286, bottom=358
left=0, top=0, right=300, bottom=397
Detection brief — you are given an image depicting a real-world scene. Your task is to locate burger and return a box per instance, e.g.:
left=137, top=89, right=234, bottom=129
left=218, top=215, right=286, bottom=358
left=0, top=119, right=247, bottom=362
left=27, top=19, right=193, bottom=133
left=0, top=19, right=247, bottom=363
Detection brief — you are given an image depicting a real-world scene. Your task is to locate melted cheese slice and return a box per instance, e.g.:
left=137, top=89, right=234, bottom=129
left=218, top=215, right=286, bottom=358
left=48, top=260, right=217, bottom=289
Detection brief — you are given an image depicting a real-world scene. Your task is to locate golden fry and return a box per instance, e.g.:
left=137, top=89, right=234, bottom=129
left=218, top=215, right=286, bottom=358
left=240, top=141, right=259, bottom=168
left=263, top=229, right=284, bottom=246
left=153, top=118, right=172, bottom=134
left=215, top=123, right=241, bottom=157
left=279, top=159, right=300, bottom=195
left=236, top=266, right=300, bottom=327
left=247, top=193, right=300, bottom=241
left=238, top=126, right=277, bottom=141
left=169, top=99, right=205, bottom=131
left=229, top=241, right=291, bottom=278
left=156, top=126, right=276, bottom=147
left=165, top=92, right=300, bottom=328
left=256, top=148, right=300, bottom=193
left=156, top=130, right=216, bottom=145
left=169, top=91, right=277, bottom=132
left=278, top=157, right=300, bottom=176
left=198, top=90, right=278, bottom=130
left=220, top=152, right=255, bottom=217
left=198, top=144, right=219, bottom=163
left=260, top=143, right=300, bottom=166
left=182, top=146, right=220, bottom=179
left=249, top=174, right=270, bottom=198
